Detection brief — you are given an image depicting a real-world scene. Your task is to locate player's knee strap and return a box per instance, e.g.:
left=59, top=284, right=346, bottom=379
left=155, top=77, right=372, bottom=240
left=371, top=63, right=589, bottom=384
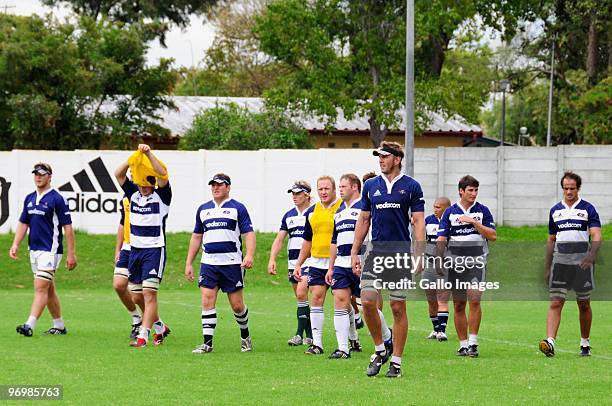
left=143, top=278, right=160, bottom=291
left=128, top=283, right=143, bottom=293
left=113, top=267, right=129, bottom=278
left=35, top=269, right=55, bottom=281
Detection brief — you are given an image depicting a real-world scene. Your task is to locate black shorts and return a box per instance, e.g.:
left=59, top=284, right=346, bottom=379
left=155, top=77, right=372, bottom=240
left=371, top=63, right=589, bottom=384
left=549, top=263, right=594, bottom=300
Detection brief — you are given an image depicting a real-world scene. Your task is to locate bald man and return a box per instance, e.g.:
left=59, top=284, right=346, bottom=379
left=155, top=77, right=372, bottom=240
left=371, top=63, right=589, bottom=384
left=422, top=197, right=451, bottom=341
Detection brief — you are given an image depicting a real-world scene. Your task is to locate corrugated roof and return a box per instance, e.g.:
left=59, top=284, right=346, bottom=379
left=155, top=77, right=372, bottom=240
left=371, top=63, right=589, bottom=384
left=152, top=96, right=482, bottom=136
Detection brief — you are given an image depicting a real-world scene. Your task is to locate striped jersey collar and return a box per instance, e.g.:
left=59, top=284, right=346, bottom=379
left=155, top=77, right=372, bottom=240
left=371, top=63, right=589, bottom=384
left=561, top=198, right=581, bottom=210
left=455, top=200, right=477, bottom=214
left=213, top=198, right=231, bottom=209
left=35, top=187, right=53, bottom=205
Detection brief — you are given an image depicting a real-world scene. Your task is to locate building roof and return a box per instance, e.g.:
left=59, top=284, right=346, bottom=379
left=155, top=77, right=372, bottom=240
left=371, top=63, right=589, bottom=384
left=155, top=96, right=482, bottom=137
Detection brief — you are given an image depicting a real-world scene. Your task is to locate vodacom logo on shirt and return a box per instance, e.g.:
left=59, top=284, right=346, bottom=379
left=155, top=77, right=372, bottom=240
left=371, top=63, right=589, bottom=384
left=375, top=202, right=401, bottom=209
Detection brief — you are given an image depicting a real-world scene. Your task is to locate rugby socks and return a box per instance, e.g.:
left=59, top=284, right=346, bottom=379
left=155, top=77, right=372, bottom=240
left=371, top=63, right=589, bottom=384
left=25, top=315, right=37, bottom=329
left=129, top=309, right=142, bottom=325
left=138, top=328, right=150, bottom=342
left=53, top=317, right=65, bottom=330
left=437, top=311, right=449, bottom=333
left=375, top=343, right=386, bottom=353
left=378, top=309, right=392, bottom=342
left=580, top=337, right=590, bottom=347
left=153, top=320, right=165, bottom=334
left=391, top=356, right=402, bottom=366
left=430, top=315, right=439, bottom=332
left=348, top=308, right=358, bottom=340
left=310, top=306, right=324, bottom=348
left=202, top=309, right=217, bottom=346
left=460, top=339, right=468, bottom=349
left=234, top=306, right=250, bottom=339
left=468, top=334, right=478, bottom=346
left=333, top=308, right=350, bottom=353
left=296, top=301, right=310, bottom=338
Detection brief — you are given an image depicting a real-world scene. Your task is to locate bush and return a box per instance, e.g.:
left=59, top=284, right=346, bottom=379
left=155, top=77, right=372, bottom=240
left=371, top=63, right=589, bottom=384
left=178, top=103, right=314, bottom=150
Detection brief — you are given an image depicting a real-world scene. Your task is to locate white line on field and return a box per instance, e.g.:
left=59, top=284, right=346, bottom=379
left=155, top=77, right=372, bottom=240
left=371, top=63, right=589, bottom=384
left=160, top=299, right=612, bottom=361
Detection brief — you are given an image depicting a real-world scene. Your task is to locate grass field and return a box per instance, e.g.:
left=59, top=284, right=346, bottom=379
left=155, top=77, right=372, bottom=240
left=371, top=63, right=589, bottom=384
left=1, top=227, right=611, bottom=404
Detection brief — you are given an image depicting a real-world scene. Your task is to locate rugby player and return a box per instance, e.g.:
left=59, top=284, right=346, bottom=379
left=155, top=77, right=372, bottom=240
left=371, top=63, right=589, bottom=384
left=351, top=141, right=426, bottom=378
left=326, top=174, right=363, bottom=358
left=293, top=176, right=342, bottom=355
left=437, top=175, right=496, bottom=358
left=540, top=172, right=601, bottom=357
left=115, top=144, right=171, bottom=347
left=113, top=196, right=144, bottom=340
left=186, top=173, right=256, bottom=353
left=11, top=162, right=77, bottom=337
left=423, top=197, right=451, bottom=341
left=268, top=181, right=314, bottom=346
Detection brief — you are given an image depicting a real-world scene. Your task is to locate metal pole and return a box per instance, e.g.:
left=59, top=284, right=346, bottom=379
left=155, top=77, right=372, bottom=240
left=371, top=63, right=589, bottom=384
left=501, top=89, right=506, bottom=146
left=546, top=37, right=555, bottom=147
left=404, top=0, right=414, bottom=176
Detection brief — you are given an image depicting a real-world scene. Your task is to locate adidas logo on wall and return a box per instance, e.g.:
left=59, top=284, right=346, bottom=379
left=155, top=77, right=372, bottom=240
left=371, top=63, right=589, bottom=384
left=59, top=157, right=120, bottom=214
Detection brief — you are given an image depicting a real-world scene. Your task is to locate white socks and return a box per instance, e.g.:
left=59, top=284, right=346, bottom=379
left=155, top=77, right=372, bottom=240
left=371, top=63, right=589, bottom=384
left=53, top=318, right=65, bottom=330
left=580, top=337, right=590, bottom=347
left=468, top=334, right=478, bottom=346
left=26, top=315, right=38, bottom=329
left=348, top=308, right=358, bottom=340
left=378, top=309, right=392, bottom=342
left=334, top=308, right=350, bottom=353
left=129, top=309, right=142, bottom=325
left=310, top=307, right=324, bottom=348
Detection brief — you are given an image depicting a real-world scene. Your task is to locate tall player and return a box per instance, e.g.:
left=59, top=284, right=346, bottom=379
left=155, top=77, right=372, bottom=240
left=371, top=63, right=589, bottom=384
left=268, top=181, right=314, bottom=346
left=423, top=197, right=451, bottom=341
left=437, top=175, right=496, bottom=358
left=113, top=195, right=144, bottom=339
left=351, top=141, right=426, bottom=378
left=540, top=172, right=601, bottom=357
left=326, top=174, right=363, bottom=358
left=11, top=162, right=77, bottom=337
left=185, top=173, right=256, bottom=353
left=115, top=144, right=171, bottom=347
left=294, top=176, right=342, bottom=355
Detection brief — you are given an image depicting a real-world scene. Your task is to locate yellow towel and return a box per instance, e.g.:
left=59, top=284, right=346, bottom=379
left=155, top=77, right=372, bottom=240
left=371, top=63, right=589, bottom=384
left=127, top=150, right=168, bottom=186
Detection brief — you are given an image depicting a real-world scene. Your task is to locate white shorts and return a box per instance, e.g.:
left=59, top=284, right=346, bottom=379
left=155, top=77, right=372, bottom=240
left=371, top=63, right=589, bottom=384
left=30, top=250, right=63, bottom=274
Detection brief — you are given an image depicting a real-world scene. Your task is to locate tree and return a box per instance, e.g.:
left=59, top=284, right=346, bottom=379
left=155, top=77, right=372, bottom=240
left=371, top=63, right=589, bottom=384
left=42, top=0, right=217, bottom=26
left=42, top=0, right=218, bottom=44
left=174, top=0, right=285, bottom=96
left=178, top=103, right=313, bottom=150
left=0, top=14, right=177, bottom=150
left=255, top=0, right=524, bottom=146
left=480, top=0, right=611, bottom=145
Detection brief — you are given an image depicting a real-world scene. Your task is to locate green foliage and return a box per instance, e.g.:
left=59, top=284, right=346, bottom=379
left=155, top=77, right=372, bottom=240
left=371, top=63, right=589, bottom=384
left=481, top=71, right=611, bottom=145
left=255, top=0, right=504, bottom=146
left=0, top=14, right=177, bottom=150
left=41, top=0, right=217, bottom=27
left=178, top=103, right=313, bottom=150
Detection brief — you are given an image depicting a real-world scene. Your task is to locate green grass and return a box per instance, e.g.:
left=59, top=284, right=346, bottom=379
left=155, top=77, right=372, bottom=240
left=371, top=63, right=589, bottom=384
left=1, top=227, right=611, bottom=404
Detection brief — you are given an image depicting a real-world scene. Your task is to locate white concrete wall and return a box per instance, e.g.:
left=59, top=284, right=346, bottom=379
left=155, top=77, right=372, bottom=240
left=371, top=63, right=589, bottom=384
left=0, top=146, right=610, bottom=234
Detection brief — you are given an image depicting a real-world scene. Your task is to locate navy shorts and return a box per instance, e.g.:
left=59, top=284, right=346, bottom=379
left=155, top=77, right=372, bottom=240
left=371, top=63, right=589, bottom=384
left=288, top=267, right=309, bottom=284
left=128, top=247, right=166, bottom=284
left=331, top=266, right=360, bottom=297
left=199, top=264, right=245, bottom=293
left=307, top=266, right=329, bottom=287
left=115, top=249, right=130, bottom=269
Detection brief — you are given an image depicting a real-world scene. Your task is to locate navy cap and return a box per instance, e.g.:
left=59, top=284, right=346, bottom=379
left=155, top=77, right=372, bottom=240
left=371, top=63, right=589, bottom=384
left=287, top=182, right=311, bottom=194
left=32, top=163, right=52, bottom=175
left=208, top=174, right=231, bottom=185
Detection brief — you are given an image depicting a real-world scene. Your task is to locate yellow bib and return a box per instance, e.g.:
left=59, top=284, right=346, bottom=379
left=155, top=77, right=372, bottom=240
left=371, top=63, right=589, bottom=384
left=122, top=197, right=130, bottom=244
left=128, top=150, right=169, bottom=187
left=310, top=199, right=342, bottom=258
